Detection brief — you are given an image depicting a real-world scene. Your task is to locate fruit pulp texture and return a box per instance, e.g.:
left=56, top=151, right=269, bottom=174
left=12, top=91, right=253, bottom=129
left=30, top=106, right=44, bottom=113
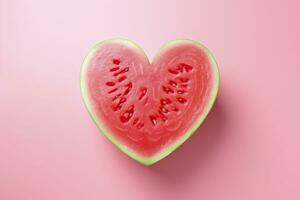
left=86, top=43, right=213, bottom=156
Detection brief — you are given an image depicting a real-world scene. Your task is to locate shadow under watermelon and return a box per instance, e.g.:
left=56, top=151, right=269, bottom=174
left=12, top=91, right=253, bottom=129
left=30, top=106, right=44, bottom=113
left=149, top=97, right=229, bottom=182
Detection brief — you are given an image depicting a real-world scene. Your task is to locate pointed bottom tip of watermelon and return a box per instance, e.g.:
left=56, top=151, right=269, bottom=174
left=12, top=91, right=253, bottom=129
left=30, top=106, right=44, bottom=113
left=137, top=159, right=157, bottom=166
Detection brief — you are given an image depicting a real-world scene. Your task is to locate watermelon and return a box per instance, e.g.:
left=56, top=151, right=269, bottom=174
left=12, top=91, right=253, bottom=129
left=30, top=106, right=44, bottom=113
left=81, top=38, right=219, bottom=165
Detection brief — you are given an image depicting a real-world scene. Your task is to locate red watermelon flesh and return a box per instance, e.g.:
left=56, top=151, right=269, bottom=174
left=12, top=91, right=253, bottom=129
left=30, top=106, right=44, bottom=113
left=81, top=39, right=219, bottom=165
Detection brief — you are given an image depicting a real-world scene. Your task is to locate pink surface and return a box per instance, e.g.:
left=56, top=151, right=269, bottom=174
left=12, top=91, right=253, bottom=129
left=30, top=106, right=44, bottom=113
left=1, top=0, right=300, bottom=199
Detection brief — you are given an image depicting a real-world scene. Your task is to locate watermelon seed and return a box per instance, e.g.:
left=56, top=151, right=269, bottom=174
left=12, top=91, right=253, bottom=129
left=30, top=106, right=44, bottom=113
left=162, top=85, right=174, bottom=94
left=168, top=68, right=179, bottom=74
left=168, top=80, right=177, bottom=87
left=124, top=88, right=130, bottom=95
left=132, top=117, right=139, bottom=125
left=118, top=76, right=127, bottom=82
left=158, top=111, right=168, bottom=121
left=184, top=64, right=193, bottom=72
left=123, top=82, right=133, bottom=95
left=160, top=98, right=172, bottom=105
left=110, top=66, right=120, bottom=72
left=159, top=105, right=169, bottom=113
left=120, top=97, right=126, bottom=103
left=113, top=105, right=122, bottom=111
left=178, top=77, right=189, bottom=83
left=136, top=122, right=144, bottom=129
left=176, top=64, right=185, bottom=73
left=106, top=81, right=115, bottom=86
left=149, top=115, right=158, bottom=126
left=120, top=105, right=134, bottom=123
left=177, top=97, right=187, bottom=104
left=180, top=84, right=188, bottom=88
left=108, top=88, right=118, bottom=94
left=138, top=87, right=148, bottom=100
left=177, top=90, right=186, bottom=94
left=113, top=67, right=129, bottom=76
left=178, top=63, right=193, bottom=72
left=113, top=59, right=120, bottom=65
left=113, top=97, right=127, bottom=111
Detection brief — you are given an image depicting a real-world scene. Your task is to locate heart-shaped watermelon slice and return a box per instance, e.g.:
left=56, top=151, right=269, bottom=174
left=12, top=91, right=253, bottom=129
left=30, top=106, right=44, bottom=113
left=81, top=39, right=219, bottom=165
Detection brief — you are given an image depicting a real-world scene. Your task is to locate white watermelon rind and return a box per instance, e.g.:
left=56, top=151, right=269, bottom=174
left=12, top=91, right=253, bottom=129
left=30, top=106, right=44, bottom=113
left=80, top=38, right=220, bottom=166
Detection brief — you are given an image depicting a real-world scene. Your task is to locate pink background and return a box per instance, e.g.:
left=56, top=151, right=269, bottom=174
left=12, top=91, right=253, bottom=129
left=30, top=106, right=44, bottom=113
left=1, top=0, right=300, bottom=199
